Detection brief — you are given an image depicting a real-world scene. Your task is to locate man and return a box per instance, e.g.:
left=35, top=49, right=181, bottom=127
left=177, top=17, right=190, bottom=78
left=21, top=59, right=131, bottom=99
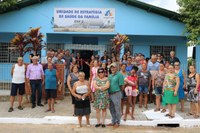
left=26, top=56, right=45, bottom=108
left=8, top=57, right=26, bottom=112
left=51, top=51, right=57, bottom=63
left=63, top=49, right=71, bottom=79
left=169, top=51, right=180, bottom=65
left=135, top=56, right=142, bottom=70
left=157, top=53, right=165, bottom=64
left=147, top=55, right=160, bottom=103
left=41, top=51, right=51, bottom=64
left=100, top=51, right=108, bottom=62
left=147, top=55, right=160, bottom=76
left=54, top=54, right=65, bottom=64
left=107, top=63, right=124, bottom=129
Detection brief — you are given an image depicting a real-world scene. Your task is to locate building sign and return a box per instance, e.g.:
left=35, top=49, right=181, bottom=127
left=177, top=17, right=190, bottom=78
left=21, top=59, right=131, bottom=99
left=54, top=8, right=115, bottom=32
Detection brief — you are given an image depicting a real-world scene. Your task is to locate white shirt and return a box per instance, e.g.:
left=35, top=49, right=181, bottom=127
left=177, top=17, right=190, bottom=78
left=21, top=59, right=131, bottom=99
left=12, top=64, right=25, bottom=83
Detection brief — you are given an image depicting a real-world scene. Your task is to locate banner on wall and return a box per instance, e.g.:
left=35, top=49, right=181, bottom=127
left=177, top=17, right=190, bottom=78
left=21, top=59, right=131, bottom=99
left=54, top=8, right=115, bottom=32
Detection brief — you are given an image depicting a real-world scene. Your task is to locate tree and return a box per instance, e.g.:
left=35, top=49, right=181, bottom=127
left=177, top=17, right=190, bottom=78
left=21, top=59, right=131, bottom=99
left=177, top=0, right=200, bottom=46
left=0, top=0, right=18, bottom=13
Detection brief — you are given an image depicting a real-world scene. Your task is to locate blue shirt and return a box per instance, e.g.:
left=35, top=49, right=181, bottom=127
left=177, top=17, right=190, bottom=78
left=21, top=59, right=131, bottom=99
left=147, top=61, right=160, bottom=71
left=45, top=69, right=57, bottom=89
left=126, top=64, right=133, bottom=75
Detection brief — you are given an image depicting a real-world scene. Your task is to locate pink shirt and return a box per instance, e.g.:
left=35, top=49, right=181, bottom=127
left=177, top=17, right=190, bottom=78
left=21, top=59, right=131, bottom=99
left=26, top=63, right=44, bottom=80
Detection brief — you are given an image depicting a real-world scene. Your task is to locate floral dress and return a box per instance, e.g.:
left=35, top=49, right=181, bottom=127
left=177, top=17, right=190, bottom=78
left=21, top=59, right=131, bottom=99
left=163, top=73, right=179, bottom=104
left=187, top=73, right=198, bottom=102
left=93, top=78, right=109, bottom=109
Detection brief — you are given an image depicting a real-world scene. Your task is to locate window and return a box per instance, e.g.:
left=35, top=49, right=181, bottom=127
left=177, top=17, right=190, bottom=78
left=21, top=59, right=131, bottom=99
left=47, top=43, right=64, bottom=50
left=150, top=46, right=176, bottom=59
left=0, top=43, right=19, bottom=63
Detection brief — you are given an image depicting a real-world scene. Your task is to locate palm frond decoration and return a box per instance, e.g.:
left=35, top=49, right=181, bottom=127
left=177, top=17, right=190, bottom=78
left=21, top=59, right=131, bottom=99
left=111, top=33, right=129, bottom=54
left=10, top=27, right=45, bottom=57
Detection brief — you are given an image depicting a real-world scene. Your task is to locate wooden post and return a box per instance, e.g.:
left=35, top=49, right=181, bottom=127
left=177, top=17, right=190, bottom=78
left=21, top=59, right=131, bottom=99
left=55, top=64, right=65, bottom=100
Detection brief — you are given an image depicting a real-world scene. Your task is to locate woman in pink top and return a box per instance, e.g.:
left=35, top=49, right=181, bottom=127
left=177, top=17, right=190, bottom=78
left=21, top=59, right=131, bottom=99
left=90, top=60, right=99, bottom=91
left=123, top=66, right=139, bottom=121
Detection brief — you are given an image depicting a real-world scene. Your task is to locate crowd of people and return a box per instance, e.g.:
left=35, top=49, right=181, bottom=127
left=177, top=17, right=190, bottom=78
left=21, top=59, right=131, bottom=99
left=8, top=49, right=200, bottom=128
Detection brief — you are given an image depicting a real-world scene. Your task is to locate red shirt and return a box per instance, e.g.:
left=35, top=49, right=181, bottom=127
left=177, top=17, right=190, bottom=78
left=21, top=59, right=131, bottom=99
left=127, top=75, right=137, bottom=90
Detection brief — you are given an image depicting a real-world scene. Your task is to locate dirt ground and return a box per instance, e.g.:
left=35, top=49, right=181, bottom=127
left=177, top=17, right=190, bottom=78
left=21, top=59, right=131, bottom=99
left=0, top=124, right=199, bottom=133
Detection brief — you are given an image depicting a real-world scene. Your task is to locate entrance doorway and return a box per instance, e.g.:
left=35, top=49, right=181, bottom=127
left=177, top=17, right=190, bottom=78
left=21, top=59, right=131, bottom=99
left=72, top=36, right=98, bottom=79
left=72, top=50, right=94, bottom=79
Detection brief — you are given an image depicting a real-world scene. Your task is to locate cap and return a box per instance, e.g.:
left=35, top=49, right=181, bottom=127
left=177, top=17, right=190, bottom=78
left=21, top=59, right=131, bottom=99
left=110, top=62, right=117, bottom=68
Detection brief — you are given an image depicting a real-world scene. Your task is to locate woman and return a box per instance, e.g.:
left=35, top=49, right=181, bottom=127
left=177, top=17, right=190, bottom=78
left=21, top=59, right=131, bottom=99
left=124, top=66, right=138, bottom=120
left=43, top=57, right=56, bottom=71
left=152, top=63, right=166, bottom=111
left=121, top=54, right=127, bottom=64
left=120, top=63, right=128, bottom=115
left=93, top=68, right=110, bottom=128
left=67, top=65, right=79, bottom=116
left=90, top=60, right=99, bottom=93
left=88, top=55, right=95, bottom=80
left=174, top=62, right=186, bottom=112
left=76, top=53, right=83, bottom=71
left=137, top=63, right=151, bottom=109
left=45, top=63, right=58, bottom=113
left=163, top=65, right=180, bottom=118
left=186, top=65, right=199, bottom=118
left=107, top=58, right=112, bottom=75
left=72, top=72, right=91, bottom=127
left=70, top=57, right=77, bottom=72
left=101, top=62, right=108, bottom=77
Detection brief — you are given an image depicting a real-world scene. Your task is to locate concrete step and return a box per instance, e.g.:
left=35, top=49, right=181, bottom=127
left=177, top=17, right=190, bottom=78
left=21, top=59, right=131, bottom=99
left=0, top=90, right=71, bottom=102
left=0, top=90, right=10, bottom=102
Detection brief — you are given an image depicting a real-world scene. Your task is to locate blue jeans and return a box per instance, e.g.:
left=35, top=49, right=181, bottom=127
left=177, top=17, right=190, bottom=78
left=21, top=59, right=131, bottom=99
left=139, top=85, right=148, bottom=94
left=30, top=80, right=42, bottom=105
left=109, top=91, right=121, bottom=124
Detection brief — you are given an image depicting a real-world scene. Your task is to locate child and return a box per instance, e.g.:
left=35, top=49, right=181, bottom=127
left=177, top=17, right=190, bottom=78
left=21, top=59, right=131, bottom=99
left=124, top=66, right=138, bottom=120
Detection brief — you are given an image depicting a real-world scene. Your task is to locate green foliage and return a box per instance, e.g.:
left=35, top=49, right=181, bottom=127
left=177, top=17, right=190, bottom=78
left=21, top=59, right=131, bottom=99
left=0, top=0, right=18, bottom=13
left=177, top=0, right=200, bottom=46
left=187, top=57, right=195, bottom=66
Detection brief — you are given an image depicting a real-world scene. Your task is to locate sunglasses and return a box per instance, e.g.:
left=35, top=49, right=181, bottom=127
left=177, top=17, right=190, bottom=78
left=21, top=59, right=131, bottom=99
left=98, top=71, right=104, bottom=73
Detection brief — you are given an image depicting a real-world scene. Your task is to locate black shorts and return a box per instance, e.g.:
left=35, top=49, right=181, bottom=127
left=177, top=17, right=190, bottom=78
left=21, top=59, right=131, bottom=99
left=46, top=89, right=57, bottom=99
left=10, top=83, right=25, bottom=96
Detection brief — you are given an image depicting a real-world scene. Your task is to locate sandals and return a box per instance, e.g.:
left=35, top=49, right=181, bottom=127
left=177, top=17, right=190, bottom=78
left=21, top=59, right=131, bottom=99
left=161, top=109, right=166, bottom=113
left=169, top=115, right=175, bottom=119
left=45, top=109, right=51, bottom=112
left=154, top=108, right=160, bottom=112
left=165, top=114, right=171, bottom=117
left=102, top=124, right=106, bottom=128
left=194, top=115, right=200, bottom=118
left=95, top=124, right=101, bottom=128
left=186, top=112, right=194, bottom=116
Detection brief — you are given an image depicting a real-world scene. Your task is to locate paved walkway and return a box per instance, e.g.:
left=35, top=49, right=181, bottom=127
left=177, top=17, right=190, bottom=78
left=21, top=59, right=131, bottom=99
left=0, top=96, right=195, bottom=120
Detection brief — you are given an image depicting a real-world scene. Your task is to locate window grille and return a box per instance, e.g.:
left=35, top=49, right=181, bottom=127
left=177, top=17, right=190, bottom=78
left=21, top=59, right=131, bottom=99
left=47, top=43, right=64, bottom=51
left=0, top=42, right=19, bottom=63
left=150, top=46, right=176, bottom=59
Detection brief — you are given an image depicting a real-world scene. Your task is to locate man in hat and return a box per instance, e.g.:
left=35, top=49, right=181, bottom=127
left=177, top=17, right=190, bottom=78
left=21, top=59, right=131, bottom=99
left=26, top=56, right=44, bottom=108
left=107, top=62, right=124, bottom=129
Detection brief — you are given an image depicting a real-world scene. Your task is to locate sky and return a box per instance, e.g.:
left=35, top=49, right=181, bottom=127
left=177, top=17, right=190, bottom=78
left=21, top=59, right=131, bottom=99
left=138, top=0, right=193, bottom=57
